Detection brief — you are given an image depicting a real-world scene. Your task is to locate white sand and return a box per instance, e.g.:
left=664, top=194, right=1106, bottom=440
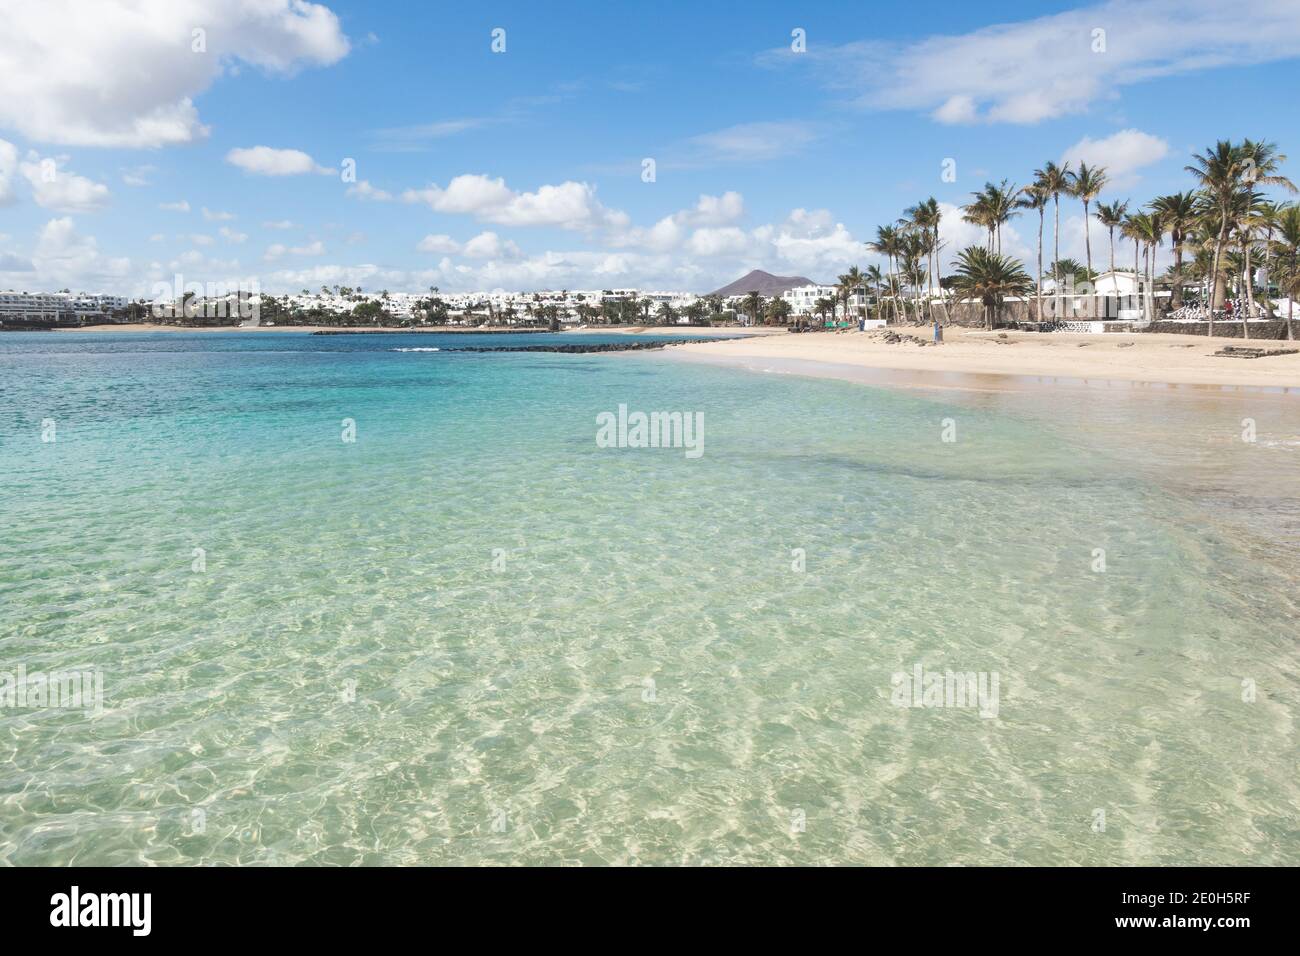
left=668, top=325, right=1300, bottom=392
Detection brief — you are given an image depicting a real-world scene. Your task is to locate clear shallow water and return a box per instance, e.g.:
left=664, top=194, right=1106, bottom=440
left=0, top=331, right=1296, bottom=866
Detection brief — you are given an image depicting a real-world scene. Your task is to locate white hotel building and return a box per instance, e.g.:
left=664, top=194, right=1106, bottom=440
left=0, top=291, right=130, bottom=325
left=781, top=284, right=870, bottom=318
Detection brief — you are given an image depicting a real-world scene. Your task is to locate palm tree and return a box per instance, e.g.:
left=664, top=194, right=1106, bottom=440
left=1256, top=200, right=1284, bottom=312
left=813, top=296, right=836, bottom=329
left=961, top=191, right=994, bottom=250
left=1095, top=200, right=1129, bottom=316
left=742, top=291, right=762, bottom=327
left=1127, top=211, right=1164, bottom=321
left=1149, top=192, right=1197, bottom=309
left=1068, top=162, right=1108, bottom=278
left=986, top=180, right=1021, bottom=254
left=904, top=197, right=942, bottom=318
left=1271, top=204, right=1300, bottom=340
left=961, top=181, right=1020, bottom=254
left=1016, top=185, right=1049, bottom=322
left=765, top=297, right=793, bottom=326
left=1239, top=139, right=1296, bottom=193
left=950, top=246, right=1034, bottom=330
left=838, top=266, right=865, bottom=324
left=867, top=225, right=904, bottom=322
left=897, top=231, right=929, bottom=323
left=864, top=265, right=886, bottom=321
left=1186, top=141, right=1251, bottom=322
left=1048, top=258, right=1094, bottom=283
left=1121, top=212, right=1149, bottom=320
left=1280, top=267, right=1300, bottom=343
left=1034, top=161, right=1072, bottom=319
left=1232, top=190, right=1270, bottom=338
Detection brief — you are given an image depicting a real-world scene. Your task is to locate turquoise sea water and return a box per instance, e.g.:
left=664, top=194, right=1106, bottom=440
left=1, top=331, right=1297, bottom=865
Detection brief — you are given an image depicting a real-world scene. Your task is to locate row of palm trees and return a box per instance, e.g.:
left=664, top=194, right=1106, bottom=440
left=838, top=139, right=1298, bottom=338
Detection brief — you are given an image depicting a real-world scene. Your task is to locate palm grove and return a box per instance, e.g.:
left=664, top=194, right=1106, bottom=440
left=828, top=138, right=1297, bottom=339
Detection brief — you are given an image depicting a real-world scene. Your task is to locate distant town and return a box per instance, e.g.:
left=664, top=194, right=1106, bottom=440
left=0, top=271, right=872, bottom=330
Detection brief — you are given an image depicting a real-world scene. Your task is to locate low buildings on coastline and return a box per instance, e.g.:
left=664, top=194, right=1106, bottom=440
left=781, top=283, right=870, bottom=318
left=0, top=291, right=131, bottom=328
left=271, top=287, right=707, bottom=326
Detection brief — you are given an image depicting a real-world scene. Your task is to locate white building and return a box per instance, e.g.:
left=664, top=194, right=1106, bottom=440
left=781, top=283, right=869, bottom=317
left=0, top=291, right=129, bottom=324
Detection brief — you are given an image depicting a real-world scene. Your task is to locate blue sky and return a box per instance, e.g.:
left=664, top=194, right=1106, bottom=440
left=1, top=0, right=1298, bottom=296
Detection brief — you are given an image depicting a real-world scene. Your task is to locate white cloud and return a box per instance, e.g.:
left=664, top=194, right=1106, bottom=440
left=264, top=240, right=325, bottom=261
left=0, top=139, right=16, bottom=205
left=19, top=154, right=111, bottom=212
left=610, top=192, right=747, bottom=252
left=461, top=231, right=521, bottom=259
left=402, top=174, right=626, bottom=231
left=159, top=200, right=190, bottom=212
left=687, top=227, right=753, bottom=258
left=163, top=249, right=241, bottom=276
left=1060, top=129, right=1170, bottom=184
left=346, top=180, right=392, bottom=201
left=29, top=217, right=131, bottom=287
left=202, top=207, right=236, bottom=221
left=226, top=146, right=331, bottom=176
left=759, top=209, right=862, bottom=273
left=0, top=252, right=34, bottom=273
left=687, top=122, right=824, bottom=163
left=189, top=234, right=214, bottom=246
left=0, top=0, right=349, bottom=147
left=219, top=226, right=248, bottom=243
left=932, top=95, right=978, bottom=125
left=417, top=234, right=461, bottom=254
left=262, top=220, right=297, bottom=230
left=779, top=0, right=1300, bottom=125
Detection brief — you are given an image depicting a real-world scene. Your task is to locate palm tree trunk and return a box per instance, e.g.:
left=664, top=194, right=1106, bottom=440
left=1036, top=209, right=1045, bottom=323
left=933, top=226, right=943, bottom=325
left=1208, top=210, right=1228, bottom=336
left=1134, top=237, right=1141, bottom=321
left=1151, top=243, right=1159, bottom=320
left=1107, top=225, right=1116, bottom=318
left=1242, top=242, right=1254, bottom=340
left=1083, top=200, right=1093, bottom=275
left=1083, top=199, right=1095, bottom=317
left=1171, top=234, right=1184, bottom=309
left=1053, top=194, right=1061, bottom=320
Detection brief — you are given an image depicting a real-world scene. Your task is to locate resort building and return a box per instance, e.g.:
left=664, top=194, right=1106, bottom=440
left=0, top=291, right=130, bottom=327
left=782, top=283, right=870, bottom=318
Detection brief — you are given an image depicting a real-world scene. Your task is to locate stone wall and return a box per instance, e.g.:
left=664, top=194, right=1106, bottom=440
left=1143, top=320, right=1294, bottom=340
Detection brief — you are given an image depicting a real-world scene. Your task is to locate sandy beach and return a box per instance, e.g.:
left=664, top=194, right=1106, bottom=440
left=668, top=325, right=1300, bottom=392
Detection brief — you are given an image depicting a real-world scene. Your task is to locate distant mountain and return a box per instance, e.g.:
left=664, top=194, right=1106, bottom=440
left=707, top=269, right=816, bottom=298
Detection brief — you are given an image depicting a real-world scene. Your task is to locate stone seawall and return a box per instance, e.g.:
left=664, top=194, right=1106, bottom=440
left=1144, top=320, right=1293, bottom=340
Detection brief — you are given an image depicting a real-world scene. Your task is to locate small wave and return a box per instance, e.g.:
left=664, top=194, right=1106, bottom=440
left=391, top=347, right=441, bottom=352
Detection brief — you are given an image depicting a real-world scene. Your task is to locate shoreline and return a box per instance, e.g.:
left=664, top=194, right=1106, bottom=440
left=664, top=326, right=1300, bottom=393
left=47, top=323, right=778, bottom=336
